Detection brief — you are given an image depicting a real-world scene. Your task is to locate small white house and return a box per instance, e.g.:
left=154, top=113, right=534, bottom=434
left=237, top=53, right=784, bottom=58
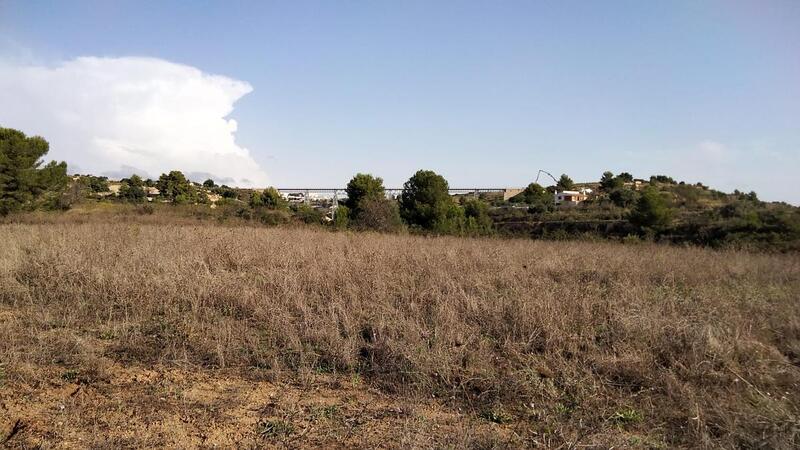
left=554, top=188, right=592, bottom=206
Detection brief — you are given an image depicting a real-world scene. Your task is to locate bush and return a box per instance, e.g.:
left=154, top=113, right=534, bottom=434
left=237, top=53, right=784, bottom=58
left=509, top=183, right=551, bottom=211
left=258, top=209, right=291, bottom=226
left=332, top=205, right=350, bottom=230
left=352, top=197, right=403, bottom=233
left=292, top=204, right=324, bottom=225
left=84, top=175, right=110, bottom=193
left=629, top=187, right=673, bottom=230
left=609, top=188, right=637, bottom=208
left=251, top=187, right=286, bottom=210
left=157, top=170, right=197, bottom=203
left=462, top=198, right=493, bottom=235
left=118, top=175, right=147, bottom=203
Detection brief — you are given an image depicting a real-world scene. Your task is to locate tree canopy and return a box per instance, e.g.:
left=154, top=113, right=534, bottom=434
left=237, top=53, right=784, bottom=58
left=345, top=173, right=386, bottom=215
left=510, top=183, right=551, bottom=207
left=0, top=126, right=68, bottom=215
left=399, top=169, right=459, bottom=232
left=250, top=187, right=286, bottom=210
left=157, top=170, right=196, bottom=203
left=556, top=174, right=574, bottom=191
left=119, top=174, right=147, bottom=202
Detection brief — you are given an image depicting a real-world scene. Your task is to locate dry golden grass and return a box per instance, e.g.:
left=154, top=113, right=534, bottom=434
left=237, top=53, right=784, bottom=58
left=1, top=219, right=799, bottom=448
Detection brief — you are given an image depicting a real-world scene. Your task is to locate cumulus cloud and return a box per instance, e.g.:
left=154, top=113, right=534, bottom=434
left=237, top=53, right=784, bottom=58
left=0, top=56, right=268, bottom=186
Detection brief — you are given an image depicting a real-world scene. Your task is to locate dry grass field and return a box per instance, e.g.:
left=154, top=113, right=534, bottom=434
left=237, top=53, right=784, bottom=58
left=1, top=218, right=799, bottom=448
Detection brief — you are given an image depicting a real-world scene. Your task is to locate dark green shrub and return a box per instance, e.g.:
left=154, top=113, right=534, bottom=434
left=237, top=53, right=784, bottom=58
left=332, top=205, right=350, bottom=230
left=258, top=209, right=291, bottom=225
left=345, top=173, right=386, bottom=216
left=352, top=197, right=403, bottom=233
left=293, top=204, right=324, bottom=225
left=399, top=169, right=457, bottom=231
left=629, top=187, right=673, bottom=230
left=118, top=175, right=147, bottom=203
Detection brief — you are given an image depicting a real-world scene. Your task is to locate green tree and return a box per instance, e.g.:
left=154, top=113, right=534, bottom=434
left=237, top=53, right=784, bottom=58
left=203, top=179, right=216, bottom=188
left=345, top=173, right=386, bottom=214
left=263, top=187, right=286, bottom=209
left=399, top=169, right=458, bottom=231
left=0, top=127, right=68, bottom=215
left=118, top=174, right=147, bottom=203
left=617, top=172, right=634, bottom=183
left=650, top=175, right=676, bottom=185
left=85, top=176, right=110, bottom=193
left=215, top=185, right=238, bottom=199
left=250, top=187, right=286, bottom=210
left=157, top=170, right=196, bottom=203
left=510, top=182, right=552, bottom=211
left=600, top=171, right=623, bottom=191
left=629, top=187, right=673, bottom=230
left=556, top=174, right=574, bottom=191
left=462, top=197, right=493, bottom=235
left=609, top=187, right=638, bottom=208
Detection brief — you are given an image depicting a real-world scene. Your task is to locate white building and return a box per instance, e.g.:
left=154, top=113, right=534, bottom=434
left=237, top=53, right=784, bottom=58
left=554, top=188, right=592, bottom=205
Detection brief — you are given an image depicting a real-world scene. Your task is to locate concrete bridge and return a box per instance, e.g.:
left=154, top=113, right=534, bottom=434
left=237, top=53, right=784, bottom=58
left=274, top=188, right=524, bottom=202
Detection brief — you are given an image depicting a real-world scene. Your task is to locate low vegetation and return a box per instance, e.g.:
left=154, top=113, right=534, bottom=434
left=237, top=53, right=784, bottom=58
left=1, top=220, right=798, bottom=447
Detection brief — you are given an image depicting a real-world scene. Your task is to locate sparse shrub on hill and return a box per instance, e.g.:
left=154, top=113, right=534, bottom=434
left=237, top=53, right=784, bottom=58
left=509, top=182, right=552, bottom=212
left=118, top=174, right=147, bottom=203
left=0, top=126, right=69, bottom=215
left=213, top=185, right=239, bottom=200
left=609, top=187, right=638, bottom=208
left=256, top=208, right=291, bottom=225
left=157, top=170, right=197, bottom=203
left=292, top=204, right=325, bottom=225
left=629, top=186, right=673, bottom=230
left=250, top=187, right=286, bottom=210
left=84, top=175, right=110, bottom=193
left=649, top=174, right=676, bottom=184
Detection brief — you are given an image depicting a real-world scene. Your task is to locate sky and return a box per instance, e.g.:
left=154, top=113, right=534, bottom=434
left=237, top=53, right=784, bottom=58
left=0, top=1, right=798, bottom=202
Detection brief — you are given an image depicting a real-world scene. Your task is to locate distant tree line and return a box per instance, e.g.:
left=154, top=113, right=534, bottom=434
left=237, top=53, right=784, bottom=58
left=3, top=126, right=798, bottom=250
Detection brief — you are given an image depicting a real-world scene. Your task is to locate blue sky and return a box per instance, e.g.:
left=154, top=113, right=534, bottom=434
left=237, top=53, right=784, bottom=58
left=1, top=0, right=798, bottom=202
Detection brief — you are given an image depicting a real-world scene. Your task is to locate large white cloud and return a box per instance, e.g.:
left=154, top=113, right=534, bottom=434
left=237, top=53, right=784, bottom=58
left=0, top=56, right=268, bottom=186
